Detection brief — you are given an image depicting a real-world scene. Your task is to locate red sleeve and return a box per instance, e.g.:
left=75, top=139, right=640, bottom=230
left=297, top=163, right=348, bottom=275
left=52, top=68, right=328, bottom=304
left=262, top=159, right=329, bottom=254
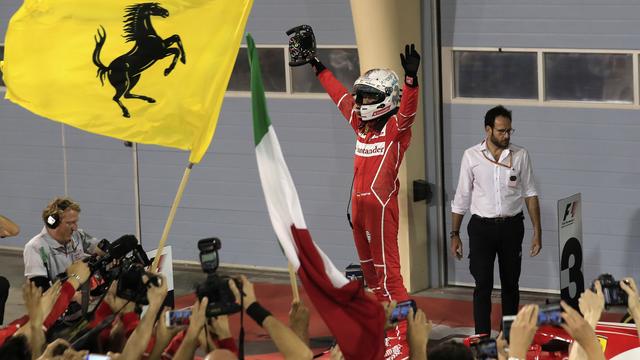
left=89, top=301, right=114, bottom=328
left=120, top=311, right=140, bottom=337
left=214, top=337, right=238, bottom=355
left=394, top=83, right=419, bottom=132
left=317, top=69, right=359, bottom=133
left=0, top=316, right=28, bottom=346
left=43, top=281, right=76, bottom=330
left=162, top=329, right=186, bottom=360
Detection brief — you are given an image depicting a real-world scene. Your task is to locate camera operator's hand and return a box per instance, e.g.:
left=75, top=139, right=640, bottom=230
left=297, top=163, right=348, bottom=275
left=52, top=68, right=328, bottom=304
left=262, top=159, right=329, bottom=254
left=508, top=304, right=539, bottom=359
left=407, top=308, right=431, bottom=360
left=229, top=275, right=257, bottom=309
left=382, top=300, right=398, bottom=330
left=187, top=297, right=209, bottom=338
left=210, top=315, right=232, bottom=340
left=579, top=280, right=604, bottom=326
left=104, top=281, right=135, bottom=314
left=560, top=301, right=606, bottom=360
left=65, top=260, right=91, bottom=289
left=146, top=272, right=168, bottom=310
left=289, top=300, right=310, bottom=345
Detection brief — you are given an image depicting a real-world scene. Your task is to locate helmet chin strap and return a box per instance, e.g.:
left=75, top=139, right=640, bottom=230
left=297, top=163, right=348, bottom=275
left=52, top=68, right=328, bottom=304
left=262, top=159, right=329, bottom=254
left=359, top=108, right=398, bottom=132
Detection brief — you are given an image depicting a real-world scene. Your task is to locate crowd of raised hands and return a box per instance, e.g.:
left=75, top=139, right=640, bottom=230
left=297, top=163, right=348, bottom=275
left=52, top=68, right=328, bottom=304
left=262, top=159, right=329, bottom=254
left=471, top=277, right=640, bottom=360
left=0, top=257, right=638, bottom=360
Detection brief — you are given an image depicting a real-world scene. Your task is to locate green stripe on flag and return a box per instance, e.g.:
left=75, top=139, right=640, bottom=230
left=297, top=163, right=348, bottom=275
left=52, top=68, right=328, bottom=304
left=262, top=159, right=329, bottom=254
left=247, top=34, right=271, bottom=146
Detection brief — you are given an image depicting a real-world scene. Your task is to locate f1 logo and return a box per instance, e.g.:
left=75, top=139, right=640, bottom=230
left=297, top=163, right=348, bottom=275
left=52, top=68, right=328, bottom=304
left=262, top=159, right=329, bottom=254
left=563, top=201, right=577, bottom=222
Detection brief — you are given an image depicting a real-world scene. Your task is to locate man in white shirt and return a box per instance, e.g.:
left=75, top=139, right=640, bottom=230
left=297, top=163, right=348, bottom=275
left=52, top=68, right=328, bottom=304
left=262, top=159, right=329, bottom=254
left=450, top=105, right=542, bottom=335
left=23, top=197, right=102, bottom=290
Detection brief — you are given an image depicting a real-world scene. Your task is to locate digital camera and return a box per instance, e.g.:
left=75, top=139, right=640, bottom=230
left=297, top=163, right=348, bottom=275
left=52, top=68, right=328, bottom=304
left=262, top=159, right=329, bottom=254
left=116, top=261, right=160, bottom=305
left=195, top=238, right=242, bottom=317
left=84, top=235, right=156, bottom=303
left=594, top=274, right=629, bottom=307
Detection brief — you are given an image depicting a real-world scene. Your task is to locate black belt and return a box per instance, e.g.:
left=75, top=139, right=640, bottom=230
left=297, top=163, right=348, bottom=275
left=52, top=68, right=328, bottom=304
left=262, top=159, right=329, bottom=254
left=471, top=212, right=523, bottom=224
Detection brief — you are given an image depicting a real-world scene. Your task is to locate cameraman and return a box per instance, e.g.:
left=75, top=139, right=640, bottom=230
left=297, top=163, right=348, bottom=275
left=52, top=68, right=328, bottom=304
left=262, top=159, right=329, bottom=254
left=24, top=197, right=104, bottom=290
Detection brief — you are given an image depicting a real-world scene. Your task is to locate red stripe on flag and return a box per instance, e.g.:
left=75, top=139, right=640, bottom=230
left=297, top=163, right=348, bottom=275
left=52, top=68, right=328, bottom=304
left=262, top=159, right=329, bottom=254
left=291, top=225, right=385, bottom=360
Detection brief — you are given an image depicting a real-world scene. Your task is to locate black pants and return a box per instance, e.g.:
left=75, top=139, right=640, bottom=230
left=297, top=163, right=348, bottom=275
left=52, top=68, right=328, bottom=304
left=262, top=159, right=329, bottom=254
left=468, top=214, right=524, bottom=335
left=0, top=276, right=9, bottom=325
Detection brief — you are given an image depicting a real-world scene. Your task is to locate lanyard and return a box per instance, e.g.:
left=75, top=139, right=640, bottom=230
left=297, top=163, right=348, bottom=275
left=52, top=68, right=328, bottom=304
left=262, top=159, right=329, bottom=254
left=482, top=150, right=512, bottom=169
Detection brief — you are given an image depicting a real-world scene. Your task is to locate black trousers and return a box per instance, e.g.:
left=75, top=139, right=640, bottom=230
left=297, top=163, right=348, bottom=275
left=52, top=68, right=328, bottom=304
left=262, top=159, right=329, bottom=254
left=0, top=276, right=9, bottom=325
left=468, top=214, right=524, bottom=335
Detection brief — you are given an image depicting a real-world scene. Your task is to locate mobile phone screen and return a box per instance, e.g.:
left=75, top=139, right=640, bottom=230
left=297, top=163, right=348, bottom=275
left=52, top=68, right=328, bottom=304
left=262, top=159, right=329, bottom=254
left=86, top=355, right=111, bottom=360
left=165, top=308, right=192, bottom=327
left=390, top=300, right=417, bottom=322
left=502, top=315, right=516, bottom=342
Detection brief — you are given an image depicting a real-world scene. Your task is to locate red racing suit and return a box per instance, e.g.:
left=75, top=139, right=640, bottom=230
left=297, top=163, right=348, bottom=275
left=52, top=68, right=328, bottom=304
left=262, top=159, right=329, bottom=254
left=317, top=69, right=418, bottom=304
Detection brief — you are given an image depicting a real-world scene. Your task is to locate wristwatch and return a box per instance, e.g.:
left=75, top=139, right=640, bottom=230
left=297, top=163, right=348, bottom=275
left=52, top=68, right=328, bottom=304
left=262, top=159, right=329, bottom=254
left=68, top=273, right=82, bottom=282
left=449, top=230, right=460, bottom=237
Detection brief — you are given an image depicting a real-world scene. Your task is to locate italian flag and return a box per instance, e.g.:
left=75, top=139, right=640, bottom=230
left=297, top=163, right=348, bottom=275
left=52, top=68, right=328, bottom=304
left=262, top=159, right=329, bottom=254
left=248, top=34, right=386, bottom=360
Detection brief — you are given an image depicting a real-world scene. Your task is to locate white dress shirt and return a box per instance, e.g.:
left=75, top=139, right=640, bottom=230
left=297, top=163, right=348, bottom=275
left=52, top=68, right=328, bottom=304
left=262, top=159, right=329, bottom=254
left=451, top=140, right=538, bottom=218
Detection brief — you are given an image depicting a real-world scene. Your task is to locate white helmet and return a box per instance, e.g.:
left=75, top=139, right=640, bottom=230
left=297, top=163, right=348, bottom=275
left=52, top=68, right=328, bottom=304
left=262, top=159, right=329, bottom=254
left=353, top=69, right=400, bottom=121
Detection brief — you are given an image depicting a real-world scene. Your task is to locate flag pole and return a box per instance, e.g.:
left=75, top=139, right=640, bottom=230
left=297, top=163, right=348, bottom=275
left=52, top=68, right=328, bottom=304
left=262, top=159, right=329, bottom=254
left=288, top=261, right=300, bottom=302
left=151, top=162, right=194, bottom=271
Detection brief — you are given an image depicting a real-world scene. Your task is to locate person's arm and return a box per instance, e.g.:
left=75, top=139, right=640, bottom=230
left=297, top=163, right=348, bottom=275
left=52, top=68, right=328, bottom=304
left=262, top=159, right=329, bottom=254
left=496, top=332, right=508, bottom=360
left=407, top=308, right=431, bottom=360
left=520, top=149, right=541, bottom=257
left=316, top=67, right=359, bottom=133
left=288, top=300, right=310, bottom=345
left=21, top=282, right=46, bottom=359
left=568, top=281, right=605, bottom=360
left=450, top=212, right=464, bottom=260
left=172, top=298, right=208, bottom=360
left=116, top=273, right=168, bottom=360
left=76, top=229, right=105, bottom=256
left=620, top=277, right=640, bottom=339
left=261, top=316, right=313, bottom=360
left=147, top=308, right=185, bottom=360
left=524, top=196, right=542, bottom=257
left=508, top=304, right=539, bottom=359
left=230, top=276, right=313, bottom=360
left=450, top=150, right=473, bottom=260
left=0, top=215, right=20, bottom=238
left=23, top=244, right=50, bottom=290
left=211, top=315, right=238, bottom=355
left=560, top=301, right=606, bottom=360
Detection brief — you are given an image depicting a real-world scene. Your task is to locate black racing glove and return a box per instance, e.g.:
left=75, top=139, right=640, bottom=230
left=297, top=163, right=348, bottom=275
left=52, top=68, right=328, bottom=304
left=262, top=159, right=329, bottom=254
left=400, top=43, right=420, bottom=87
left=310, top=57, right=326, bottom=76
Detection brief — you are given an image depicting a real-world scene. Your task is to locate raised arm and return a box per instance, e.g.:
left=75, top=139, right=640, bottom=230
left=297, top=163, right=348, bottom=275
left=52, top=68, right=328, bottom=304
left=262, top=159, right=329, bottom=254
left=230, top=275, right=313, bottom=360
left=0, top=215, right=20, bottom=238
left=396, top=44, right=420, bottom=132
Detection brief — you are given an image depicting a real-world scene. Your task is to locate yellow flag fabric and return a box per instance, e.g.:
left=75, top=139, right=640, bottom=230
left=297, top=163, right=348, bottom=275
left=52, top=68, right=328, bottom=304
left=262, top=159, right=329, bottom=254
left=3, top=0, right=253, bottom=163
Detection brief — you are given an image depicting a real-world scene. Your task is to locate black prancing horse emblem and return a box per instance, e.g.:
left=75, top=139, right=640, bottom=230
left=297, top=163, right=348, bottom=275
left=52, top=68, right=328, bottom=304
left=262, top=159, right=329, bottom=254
left=92, top=2, right=186, bottom=118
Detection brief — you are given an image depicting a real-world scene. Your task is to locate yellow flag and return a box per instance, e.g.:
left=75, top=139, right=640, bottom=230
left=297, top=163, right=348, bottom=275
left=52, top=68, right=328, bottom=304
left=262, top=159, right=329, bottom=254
left=3, top=0, right=253, bottom=163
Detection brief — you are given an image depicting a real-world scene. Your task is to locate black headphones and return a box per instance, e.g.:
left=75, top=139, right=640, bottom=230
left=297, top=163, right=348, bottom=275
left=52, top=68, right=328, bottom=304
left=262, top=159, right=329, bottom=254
left=45, top=201, right=70, bottom=230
